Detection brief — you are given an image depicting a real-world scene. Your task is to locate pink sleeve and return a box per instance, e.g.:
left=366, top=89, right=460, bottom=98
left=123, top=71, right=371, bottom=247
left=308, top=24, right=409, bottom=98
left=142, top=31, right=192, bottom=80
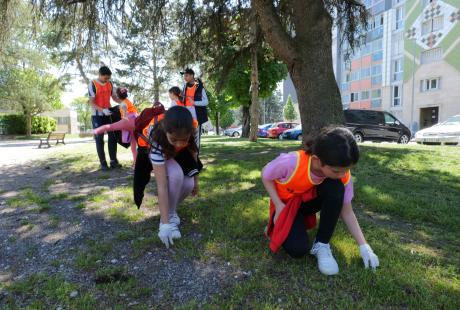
left=343, top=176, right=354, bottom=205
left=262, top=153, right=297, bottom=182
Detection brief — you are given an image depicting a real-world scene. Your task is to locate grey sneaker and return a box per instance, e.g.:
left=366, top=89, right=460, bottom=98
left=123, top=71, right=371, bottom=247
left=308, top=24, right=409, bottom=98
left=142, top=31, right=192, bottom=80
left=310, top=242, right=339, bottom=275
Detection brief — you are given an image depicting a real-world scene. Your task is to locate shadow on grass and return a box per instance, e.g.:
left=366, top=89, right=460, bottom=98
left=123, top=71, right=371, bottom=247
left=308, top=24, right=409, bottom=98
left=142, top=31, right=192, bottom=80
left=1, top=138, right=459, bottom=308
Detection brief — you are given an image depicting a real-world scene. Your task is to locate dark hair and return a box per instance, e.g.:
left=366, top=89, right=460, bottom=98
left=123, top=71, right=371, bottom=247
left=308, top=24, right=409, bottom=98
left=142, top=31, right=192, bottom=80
left=304, top=126, right=359, bottom=167
left=150, top=106, right=197, bottom=159
left=116, top=87, right=128, bottom=100
left=168, top=86, right=183, bottom=102
left=99, top=66, right=112, bottom=76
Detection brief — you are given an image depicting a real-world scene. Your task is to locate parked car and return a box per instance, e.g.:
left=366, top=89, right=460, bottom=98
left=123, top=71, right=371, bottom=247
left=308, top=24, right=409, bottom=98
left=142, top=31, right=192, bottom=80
left=415, top=115, right=460, bottom=146
left=267, top=122, right=299, bottom=139
left=344, top=109, right=411, bottom=144
left=224, top=126, right=242, bottom=137
left=280, top=124, right=302, bottom=140
left=257, top=123, right=273, bottom=138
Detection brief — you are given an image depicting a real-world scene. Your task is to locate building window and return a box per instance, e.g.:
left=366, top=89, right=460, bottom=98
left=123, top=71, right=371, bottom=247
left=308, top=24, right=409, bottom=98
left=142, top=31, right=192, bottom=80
left=371, top=89, right=382, bottom=99
left=392, top=85, right=402, bottom=107
left=56, top=117, right=69, bottom=125
left=371, top=65, right=382, bottom=86
left=420, top=77, right=440, bottom=92
left=341, top=83, right=349, bottom=91
left=361, top=90, right=370, bottom=100
left=361, top=67, right=371, bottom=78
left=351, top=70, right=360, bottom=81
left=392, top=32, right=404, bottom=56
left=421, top=48, right=443, bottom=64
left=422, top=16, right=443, bottom=35
left=351, top=92, right=360, bottom=102
left=392, top=58, right=403, bottom=81
left=395, top=6, right=404, bottom=30
left=422, top=0, right=435, bottom=8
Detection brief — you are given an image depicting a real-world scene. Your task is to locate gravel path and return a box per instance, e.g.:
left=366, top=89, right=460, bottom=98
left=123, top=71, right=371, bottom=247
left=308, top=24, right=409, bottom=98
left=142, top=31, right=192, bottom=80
left=0, top=139, right=241, bottom=307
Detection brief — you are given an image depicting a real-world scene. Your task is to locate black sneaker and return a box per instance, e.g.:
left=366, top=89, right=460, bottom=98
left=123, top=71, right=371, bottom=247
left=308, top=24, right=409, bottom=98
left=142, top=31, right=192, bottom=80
left=110, top=161, right=122, bottom=169
left=100, top=163, right=110, bottom=171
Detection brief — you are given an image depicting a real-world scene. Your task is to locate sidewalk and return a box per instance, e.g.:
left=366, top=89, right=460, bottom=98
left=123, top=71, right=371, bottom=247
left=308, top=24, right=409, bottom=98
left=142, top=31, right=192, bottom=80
left=0, top=137, right=93, bottom=167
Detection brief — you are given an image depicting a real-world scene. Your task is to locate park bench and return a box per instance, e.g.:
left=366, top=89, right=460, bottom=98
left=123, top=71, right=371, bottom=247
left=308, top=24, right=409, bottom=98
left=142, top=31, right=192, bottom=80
left=38, top=132, right=66, bottom=148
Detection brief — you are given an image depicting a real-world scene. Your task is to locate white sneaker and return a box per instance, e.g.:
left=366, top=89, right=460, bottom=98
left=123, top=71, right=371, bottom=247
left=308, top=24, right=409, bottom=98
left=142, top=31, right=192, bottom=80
left=310, top=242, right=339, bottom=275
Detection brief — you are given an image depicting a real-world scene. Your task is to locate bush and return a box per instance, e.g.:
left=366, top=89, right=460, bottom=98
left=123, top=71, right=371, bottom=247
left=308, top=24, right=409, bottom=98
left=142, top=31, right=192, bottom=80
left=0, top=115, right=57, bottom=135
left=32, top=116, right=56, bottom=134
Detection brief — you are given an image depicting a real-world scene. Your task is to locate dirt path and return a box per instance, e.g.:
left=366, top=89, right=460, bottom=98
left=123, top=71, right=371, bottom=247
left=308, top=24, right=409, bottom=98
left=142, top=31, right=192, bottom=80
left=0, top=141, right=240, bottom=308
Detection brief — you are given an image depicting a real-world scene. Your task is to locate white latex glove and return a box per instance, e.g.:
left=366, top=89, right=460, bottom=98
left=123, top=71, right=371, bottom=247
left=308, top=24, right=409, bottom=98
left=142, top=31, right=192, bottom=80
left=359, top=244, right=380, bottom=270
left=158, top=223, right=175, bottom=248
left=168, top=214, right=182, bottom=240
left=102, top=108, right=112, bottom=116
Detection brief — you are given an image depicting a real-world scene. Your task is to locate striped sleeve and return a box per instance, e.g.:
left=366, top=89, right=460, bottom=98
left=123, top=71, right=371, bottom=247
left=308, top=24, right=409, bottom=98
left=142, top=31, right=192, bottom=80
left=149, top=141, right=165, bottom=165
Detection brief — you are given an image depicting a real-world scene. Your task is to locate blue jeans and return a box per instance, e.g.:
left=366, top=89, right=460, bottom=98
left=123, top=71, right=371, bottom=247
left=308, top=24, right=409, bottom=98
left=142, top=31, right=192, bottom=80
left=92, top=115, right=118, bottom=165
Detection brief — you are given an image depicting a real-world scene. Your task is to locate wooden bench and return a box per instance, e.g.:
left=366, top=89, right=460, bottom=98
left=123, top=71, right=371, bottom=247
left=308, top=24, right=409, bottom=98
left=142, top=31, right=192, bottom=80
left=38, top=132, right=66, bottom=148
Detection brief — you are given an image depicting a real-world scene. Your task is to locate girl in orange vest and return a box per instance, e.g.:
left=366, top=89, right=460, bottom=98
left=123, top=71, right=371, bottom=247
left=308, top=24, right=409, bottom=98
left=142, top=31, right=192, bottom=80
left=262, top=127, right=379, bottom=275
left=93, top=88, right=138, bottom=165
left=148, top=106, right=199, bottom=248
left=168, top=86, right=200, bottom=146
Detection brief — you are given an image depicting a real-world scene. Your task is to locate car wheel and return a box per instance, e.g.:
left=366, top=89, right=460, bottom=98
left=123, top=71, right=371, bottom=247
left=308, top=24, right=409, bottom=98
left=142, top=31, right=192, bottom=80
left=297, top=134, right=302, bottom=141
left=354, top=132, right=364, bottom=143
left=232, top=132, right=240, bottom=138
left=398, top=134, right=409, bottom=144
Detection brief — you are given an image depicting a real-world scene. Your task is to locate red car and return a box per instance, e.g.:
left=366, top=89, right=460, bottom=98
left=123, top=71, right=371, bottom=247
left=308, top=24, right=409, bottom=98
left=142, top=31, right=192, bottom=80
left=267, top=122, right=299, bottom=139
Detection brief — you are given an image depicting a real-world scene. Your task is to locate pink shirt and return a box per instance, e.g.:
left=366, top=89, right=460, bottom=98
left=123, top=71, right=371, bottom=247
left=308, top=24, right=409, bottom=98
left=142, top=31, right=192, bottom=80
left=262, top=152, right=354, bottom=205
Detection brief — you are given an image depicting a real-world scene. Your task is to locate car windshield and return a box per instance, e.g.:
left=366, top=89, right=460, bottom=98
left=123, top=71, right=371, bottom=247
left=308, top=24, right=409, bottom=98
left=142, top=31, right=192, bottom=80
left=293, top=125, right=301, bottom=130
left=441, top=116, right=460, bottom=125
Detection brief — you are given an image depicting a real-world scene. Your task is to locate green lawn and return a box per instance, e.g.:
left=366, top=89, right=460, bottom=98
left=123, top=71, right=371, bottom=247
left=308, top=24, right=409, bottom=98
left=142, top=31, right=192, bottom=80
left=2, top=137, right=459, bottom=308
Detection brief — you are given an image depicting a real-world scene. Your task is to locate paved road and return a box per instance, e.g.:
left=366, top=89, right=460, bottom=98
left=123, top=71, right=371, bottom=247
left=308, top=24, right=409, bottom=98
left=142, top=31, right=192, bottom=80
left=0, top=137, right=93, bottom=167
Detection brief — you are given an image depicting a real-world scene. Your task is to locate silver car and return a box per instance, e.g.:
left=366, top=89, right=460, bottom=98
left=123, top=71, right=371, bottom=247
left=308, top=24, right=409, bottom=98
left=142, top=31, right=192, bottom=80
left=415, top=115, right=460, bottom=146
left=224, top=127, right=242, bottom=137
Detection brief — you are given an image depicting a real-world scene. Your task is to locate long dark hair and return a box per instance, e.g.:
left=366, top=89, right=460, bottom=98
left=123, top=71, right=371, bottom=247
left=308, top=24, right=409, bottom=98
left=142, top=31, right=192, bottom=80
left=116, top=87, right=128, bottom=100
left=150, top=106, right=197, bottom=159
left=168, top=86, right=184, bottom=102
left=304, top=126, right=359, bottom=167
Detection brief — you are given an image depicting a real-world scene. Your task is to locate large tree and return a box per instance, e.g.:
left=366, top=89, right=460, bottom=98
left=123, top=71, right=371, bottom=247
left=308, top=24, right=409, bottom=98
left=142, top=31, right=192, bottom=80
left=252, top=0, right=367, bottom=139
left=70, top=96, right=92, bottom=132
left=0, top=68, right=63, bottom=136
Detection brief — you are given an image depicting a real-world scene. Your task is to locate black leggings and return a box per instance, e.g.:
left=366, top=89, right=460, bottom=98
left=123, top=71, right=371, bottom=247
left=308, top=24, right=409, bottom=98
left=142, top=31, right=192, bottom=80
left=282, top=178, right=345, bottom=258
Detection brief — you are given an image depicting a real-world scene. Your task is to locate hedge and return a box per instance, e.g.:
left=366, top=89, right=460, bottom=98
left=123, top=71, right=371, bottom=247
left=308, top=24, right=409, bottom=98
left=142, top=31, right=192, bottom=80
left=0, top=114, right=57, bottom=135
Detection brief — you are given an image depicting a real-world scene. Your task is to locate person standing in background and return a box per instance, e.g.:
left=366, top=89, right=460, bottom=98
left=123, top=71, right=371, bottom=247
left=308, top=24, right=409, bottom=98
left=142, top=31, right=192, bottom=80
left=88, top=66, right=122, bottom=171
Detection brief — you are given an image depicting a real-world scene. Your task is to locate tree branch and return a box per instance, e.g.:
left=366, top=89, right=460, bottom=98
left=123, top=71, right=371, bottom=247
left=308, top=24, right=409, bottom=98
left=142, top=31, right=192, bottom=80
left=251, top=0, right=297, bottom=66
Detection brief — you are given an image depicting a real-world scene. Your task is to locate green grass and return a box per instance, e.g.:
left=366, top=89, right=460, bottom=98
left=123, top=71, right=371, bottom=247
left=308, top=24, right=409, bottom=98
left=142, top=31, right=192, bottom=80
left=2, top=137, right=459, bottom=308
left=3, top=274, right=95, bottom=308
left=176, top=137, right=460, bottom=308
left=75, top=240, right=114, bottom=271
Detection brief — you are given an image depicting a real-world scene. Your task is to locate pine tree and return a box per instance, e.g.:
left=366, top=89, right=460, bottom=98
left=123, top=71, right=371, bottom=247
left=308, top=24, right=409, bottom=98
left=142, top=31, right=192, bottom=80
left=283, top=95, right=297, bottom=121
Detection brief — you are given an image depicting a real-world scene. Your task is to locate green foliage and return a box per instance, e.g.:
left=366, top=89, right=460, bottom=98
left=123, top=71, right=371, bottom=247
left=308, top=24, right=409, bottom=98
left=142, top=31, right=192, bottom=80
left=71, top=96, right=92, bottom=132
left=220, top=109, right=236, bottom=129
left=261, top=90, right=284, bottom=123
left=0, top=68, right=63, bottom=116
left=224, top=53, right=287, bottom=107
left=283, top=95, right=297, bottom=121
left=0, top=115, right=56, bottom=134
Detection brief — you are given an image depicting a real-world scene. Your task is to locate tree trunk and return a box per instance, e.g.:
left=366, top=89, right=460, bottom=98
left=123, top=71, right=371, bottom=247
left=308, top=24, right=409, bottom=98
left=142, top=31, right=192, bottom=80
left=152, top=54, right=160, bottom=102
left=26, top=113, right=32, bottom=137
left=290, top=25, right=343, bottom=141
left=252, top=0, right=344, bottom=143
left=242, top=105, right=250, bottom=138
left=248, top=11, right=260, bottom=142
left=215, top=112, right=220, bottom=135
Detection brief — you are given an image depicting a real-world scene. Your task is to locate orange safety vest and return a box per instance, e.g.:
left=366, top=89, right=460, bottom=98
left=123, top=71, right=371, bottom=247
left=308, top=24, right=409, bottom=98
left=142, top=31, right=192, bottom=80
left=137, top=113, right=165, bottom=147
left=275, top=150, right=351, bottom=201
left=184, top=83, right=197, bottom=106
left=93, top=80, right=112, bottom=109
left=120, top=98, right=138, bottom=118
left=175, top=99, right=198, bottom=129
